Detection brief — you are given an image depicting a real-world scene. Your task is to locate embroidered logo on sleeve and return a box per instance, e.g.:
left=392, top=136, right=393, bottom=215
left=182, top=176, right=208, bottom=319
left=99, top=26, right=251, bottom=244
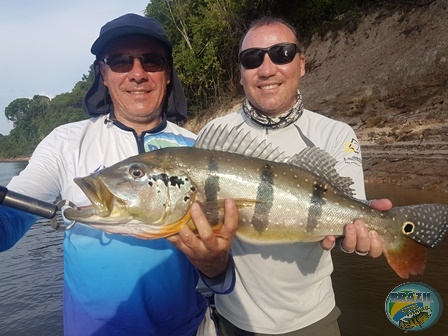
left=343, top=139, right=362, bottom=166
left=343, top=138, right=360, bottom=154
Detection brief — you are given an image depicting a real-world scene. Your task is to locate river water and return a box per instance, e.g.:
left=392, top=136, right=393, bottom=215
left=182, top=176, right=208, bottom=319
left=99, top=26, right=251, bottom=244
left=0, top=162, right=64, bottom=336
left=335, top=184, right=448, bottom=335
left=0, top=162, right=446, bottom=335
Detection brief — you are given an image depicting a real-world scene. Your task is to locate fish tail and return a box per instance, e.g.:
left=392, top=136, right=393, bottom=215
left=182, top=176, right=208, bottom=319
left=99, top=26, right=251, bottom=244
left=382, top=237, right=428, bottom=278
left=393, top=204, right=448, bottom=248
left=382, top=203, right=448, bottom=277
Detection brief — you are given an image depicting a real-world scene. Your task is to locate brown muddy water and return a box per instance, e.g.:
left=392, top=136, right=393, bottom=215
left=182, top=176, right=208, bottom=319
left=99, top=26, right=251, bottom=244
left=332, top=184, right=448, bottom=336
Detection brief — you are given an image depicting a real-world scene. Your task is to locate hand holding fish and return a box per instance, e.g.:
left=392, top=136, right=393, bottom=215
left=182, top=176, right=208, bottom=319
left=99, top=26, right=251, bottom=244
left=166, top=199, right=238, bottom=278
left=321, top=198, right=393, bottom=258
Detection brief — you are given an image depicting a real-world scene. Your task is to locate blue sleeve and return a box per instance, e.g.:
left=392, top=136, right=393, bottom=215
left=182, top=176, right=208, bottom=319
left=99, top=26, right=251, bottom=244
left=199, top=253, right=235, bottom=294
left=0, top=206, right=38, bottom=252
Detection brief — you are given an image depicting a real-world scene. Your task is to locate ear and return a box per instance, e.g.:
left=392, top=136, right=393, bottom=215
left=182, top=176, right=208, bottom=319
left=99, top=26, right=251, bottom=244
left=99, top=62, right=108, bottom=85
left=299, top=55, right=306, bottom=78
left=166, top=67, right=171, bottom=86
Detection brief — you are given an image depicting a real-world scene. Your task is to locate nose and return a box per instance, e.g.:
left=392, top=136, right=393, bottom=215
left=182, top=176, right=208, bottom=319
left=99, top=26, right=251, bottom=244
left=127, top=58, right=148, bottom=83
left=257, top=53, right=277, bottom=77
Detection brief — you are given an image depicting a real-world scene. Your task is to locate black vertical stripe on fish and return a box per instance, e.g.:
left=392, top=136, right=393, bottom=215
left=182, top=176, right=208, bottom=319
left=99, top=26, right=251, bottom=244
left=252, top=164, right=274, bottom=233
left=306, top=182, right=327, bottom=232
left=204, top=156, right=220, bottom=225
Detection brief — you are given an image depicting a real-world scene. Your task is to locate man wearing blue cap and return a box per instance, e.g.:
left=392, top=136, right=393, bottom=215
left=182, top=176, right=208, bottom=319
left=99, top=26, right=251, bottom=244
left=0, top=13, right=237, bottom=336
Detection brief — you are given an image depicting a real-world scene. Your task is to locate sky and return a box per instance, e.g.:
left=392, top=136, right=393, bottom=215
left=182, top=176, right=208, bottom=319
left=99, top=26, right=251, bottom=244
left=0, top=0, right=150, bottom=135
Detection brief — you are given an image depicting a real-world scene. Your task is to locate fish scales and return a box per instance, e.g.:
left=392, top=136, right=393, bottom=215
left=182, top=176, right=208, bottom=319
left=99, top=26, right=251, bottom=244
left=64, top=125, right=448, bottom=278
left=171, top=148, right=362, bottom=243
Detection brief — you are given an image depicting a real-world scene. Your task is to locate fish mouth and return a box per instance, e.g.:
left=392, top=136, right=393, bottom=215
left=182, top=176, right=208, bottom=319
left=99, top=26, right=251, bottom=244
left=71, top=176, right=115, bottom=218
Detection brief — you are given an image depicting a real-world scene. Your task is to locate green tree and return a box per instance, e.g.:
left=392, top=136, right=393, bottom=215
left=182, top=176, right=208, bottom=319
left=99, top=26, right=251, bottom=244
left=4, top=98, right=33, bottom=123
left=0, top=71, right=90, bottom=158
left=147, top=0, right=246, bottom=116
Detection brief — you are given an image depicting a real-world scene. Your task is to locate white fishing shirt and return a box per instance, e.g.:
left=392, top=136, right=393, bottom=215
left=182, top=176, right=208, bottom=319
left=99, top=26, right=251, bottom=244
left=201, top=108, right=366, bottom=334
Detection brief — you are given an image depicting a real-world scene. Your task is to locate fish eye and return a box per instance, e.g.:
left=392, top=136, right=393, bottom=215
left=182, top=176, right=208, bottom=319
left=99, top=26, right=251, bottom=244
left=129, top=164, right=146, bottom=179
left=402, top=221, right=415, bottom=235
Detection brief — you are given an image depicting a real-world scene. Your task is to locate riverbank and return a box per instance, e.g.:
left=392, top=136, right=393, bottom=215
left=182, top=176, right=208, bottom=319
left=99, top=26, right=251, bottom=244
left=0, top=157, right=30, bottom=162
left=362, top=141, right=448, bottom=194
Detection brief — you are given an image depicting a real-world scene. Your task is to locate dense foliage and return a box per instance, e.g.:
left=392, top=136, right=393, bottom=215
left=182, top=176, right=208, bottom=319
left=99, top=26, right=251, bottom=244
left=0, top=70, right=93, bottom=158
left=0, top=0, right=392, bottom=159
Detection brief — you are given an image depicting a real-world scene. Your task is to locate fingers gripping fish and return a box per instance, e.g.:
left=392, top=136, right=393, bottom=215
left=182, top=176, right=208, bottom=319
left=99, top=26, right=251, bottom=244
left=64, top=125, right=448, bottom=279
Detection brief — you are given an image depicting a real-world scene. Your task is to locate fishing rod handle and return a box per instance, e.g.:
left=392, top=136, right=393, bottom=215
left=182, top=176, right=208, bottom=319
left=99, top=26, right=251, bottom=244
left=0, top=185, right=57, bottom=219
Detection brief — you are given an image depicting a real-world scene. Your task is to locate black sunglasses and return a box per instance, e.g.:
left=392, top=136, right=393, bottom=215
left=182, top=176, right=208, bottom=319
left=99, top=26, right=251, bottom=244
left=103, top=53, right=167, bottom=73
left=239, top=43, right=301, bottom=69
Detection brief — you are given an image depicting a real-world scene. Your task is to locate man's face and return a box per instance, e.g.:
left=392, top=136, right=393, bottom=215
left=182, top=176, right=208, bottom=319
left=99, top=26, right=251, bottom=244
left=100, top=35, right=171, bottom=128
left=240, top=23, right=305, bottom=117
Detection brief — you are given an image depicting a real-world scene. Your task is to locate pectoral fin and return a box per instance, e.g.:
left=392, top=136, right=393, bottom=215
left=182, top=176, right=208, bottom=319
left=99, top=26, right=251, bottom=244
left=135, top=198, right=259, bottom=239
left=134, top=211, right=192, bottom=239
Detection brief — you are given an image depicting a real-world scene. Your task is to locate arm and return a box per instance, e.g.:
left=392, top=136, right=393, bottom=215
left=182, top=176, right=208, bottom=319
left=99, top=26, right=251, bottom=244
left=2, top=128, right=66, bottom=251
left=167, top=199, right=238, bottom=294
left=0, top=206, right=38, bottom=251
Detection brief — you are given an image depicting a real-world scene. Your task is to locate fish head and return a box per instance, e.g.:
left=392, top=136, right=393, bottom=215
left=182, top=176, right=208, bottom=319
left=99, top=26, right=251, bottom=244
left=65, top=157, right=197, bottom=230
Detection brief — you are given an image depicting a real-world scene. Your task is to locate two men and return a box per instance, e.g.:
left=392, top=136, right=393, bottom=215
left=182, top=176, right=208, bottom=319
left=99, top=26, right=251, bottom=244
left=0, top=13, right=388, bottom=336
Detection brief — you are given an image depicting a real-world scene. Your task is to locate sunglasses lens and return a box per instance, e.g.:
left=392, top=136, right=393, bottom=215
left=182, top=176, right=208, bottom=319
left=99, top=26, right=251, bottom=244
left=239, top=43, right=299, bottom=69
left=105, top=54, right=133, bottom=73
left=104, top=54, right=166, bottom=73
left=140, top=54, right=166, bottom=72
left=268, top=44, right=297, bottom=64
left=239, top=49, right=265, bottom=69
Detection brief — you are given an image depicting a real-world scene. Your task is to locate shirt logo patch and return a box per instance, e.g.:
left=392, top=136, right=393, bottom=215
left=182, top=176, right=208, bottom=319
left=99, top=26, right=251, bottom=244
left=344, top=138, right=360, bottom=154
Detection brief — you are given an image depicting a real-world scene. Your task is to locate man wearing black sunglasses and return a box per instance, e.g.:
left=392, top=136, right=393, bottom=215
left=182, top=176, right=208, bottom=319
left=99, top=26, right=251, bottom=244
left=200, top=17, right=392, bottom=336
left=1, top=13, right=237, bottom=336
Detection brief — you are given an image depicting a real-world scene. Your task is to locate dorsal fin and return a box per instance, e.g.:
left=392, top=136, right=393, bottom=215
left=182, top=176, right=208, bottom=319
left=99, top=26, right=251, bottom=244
left=196, top=125, right=355, bottom=196
left=195, top=125, right=289, bottom=162
left=287, top=147, right=355, bottom=197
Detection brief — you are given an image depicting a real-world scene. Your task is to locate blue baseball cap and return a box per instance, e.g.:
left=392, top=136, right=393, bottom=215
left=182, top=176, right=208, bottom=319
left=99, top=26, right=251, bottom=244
left=90, top=13, right=173, bottom=56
